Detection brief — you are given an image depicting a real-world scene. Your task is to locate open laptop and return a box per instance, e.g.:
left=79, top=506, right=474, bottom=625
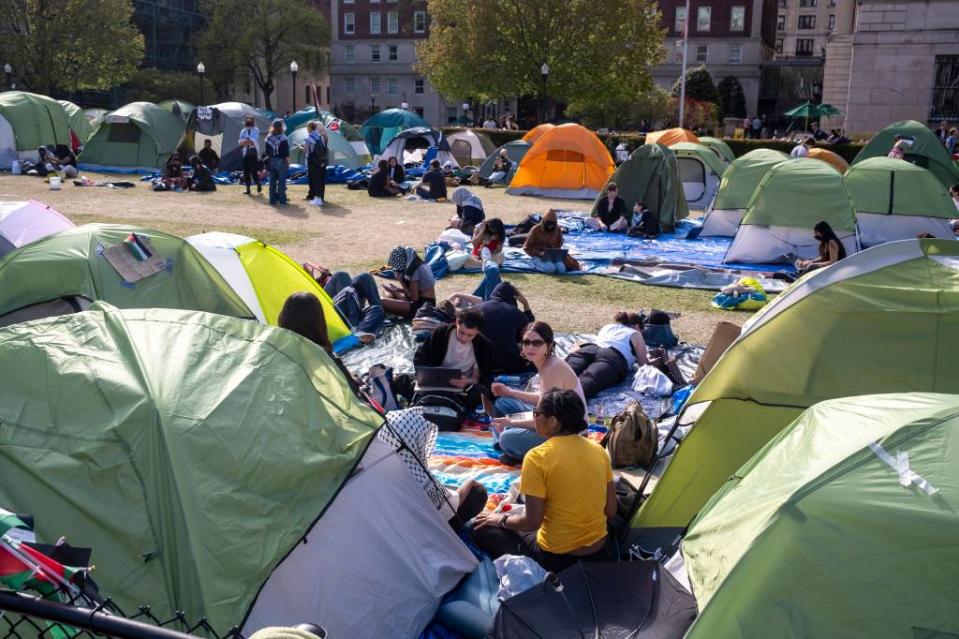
left=415, top=366, right=463, bottom=392
left=543, top=247, right=569, bottom=263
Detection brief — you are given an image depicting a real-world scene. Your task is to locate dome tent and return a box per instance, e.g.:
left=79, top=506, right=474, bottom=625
left=844, top=157, right=956, bottom=246
left=184, top=102, right=271, bottom=172
left=0, top=91, right=71, bottom=169
left=78, top=102, right=186, bottom=171
left=377, top=127, right=458, bottom=168
left=696, top=136, right=736, bottom=164
left=700, top=149, right=788, bottom=237
left=507, top=123, right=614, bottom=200
left=633, top=239, right=959, bottom=550
left=807, top=146, right=848, bottom=174
left=644, top=128, right=699, bottom=147
left=360, top=108, right=431, bottom=156
left=0, top=200, right=74, bottom=258
left=284, top=106, right=371, bottom=164
left=669, top=141, right=726, bottom=210
left=0, top=304, right=477, bottom=639
left=724, top=158, right=860, bottom=264
left=590, top=143, right=689, bottom=232
left=57, top=99, right=95, bottom=145
left=521, top=123, right=555, bottom=145
left=853, top=119, right=959, bottom=189
left=447, top=129, right=496, bottom=166
left=684, top=393, right=959, bottom=638
left=288, top=126, right=369, bottom=169
left=478, top=139, right=531, bottom=181
left=158, top=99, right=195, bottom=123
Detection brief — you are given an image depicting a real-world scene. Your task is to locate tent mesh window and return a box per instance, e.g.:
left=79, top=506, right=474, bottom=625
left=546, top=150, right=585, bottom=163
left=106, top=123, right=142, bottom=144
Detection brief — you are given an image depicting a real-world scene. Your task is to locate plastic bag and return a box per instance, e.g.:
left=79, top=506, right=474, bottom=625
left=632, top=365, right=674, bottom=398
left=494, top=554, right=547, bottom=600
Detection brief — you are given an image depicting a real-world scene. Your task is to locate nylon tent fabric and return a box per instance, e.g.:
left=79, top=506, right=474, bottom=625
left=186, top=232, right=353, bottom=347
left=521, top=123, right=554, bottom=145
left=507, top=123, right=614, bottom=200
left=0, top=91, right=71, bottom=169
left=645, top=128, right=700, bottom=147
left=79, top=102, right=186, bottom=171
left=844, top=156, right=956, bottom=246
left=669, top=142, right=727, bottom=179
left=807, top=146, right=848, bottom=174
left=724, top=158, right=860, bottom=263
left=0, top=304, right=385, bottom=634
left=360, top=108, right=431, bottom=156
left=701, top=149, right=788, bottom=237
left=184, top=102, right=271, bottom=172
left=478, top=139, right=531, bottom=180
left=447, top=129, right=496, bottom=166
left=288, top=126, right=368, bottom=169
left=158, top=99, right=195, bottom=123
left=696, top=136, right=736, bottom=164
left=683, top=393, right=959, bottom=638
left=589, top=143, right=689, bottom=232
left=0, top=200, right=74, bottom=258
left=84, top=108, right=108, bottom=130
left=377, top=127, right=457, bottom=168
left=670, top=142, right=726, bottom=210
left=853, top=119, right=959, bottom=189
left=633, top=239, right=959, bottom=541
left=57, top=100, right=95, bottom=144
left=0, top=223, right=254, bottom=325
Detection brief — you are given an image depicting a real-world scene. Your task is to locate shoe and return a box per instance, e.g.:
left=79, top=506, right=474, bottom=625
left=304, top=195, right=312, bottom=201
left=257, top=185, right=262, bottom=193
left=244, top=189, right=251, bottom=195
left=311, top=197, right=324, bottom=206
left=498, top=452, right=522, bottom=467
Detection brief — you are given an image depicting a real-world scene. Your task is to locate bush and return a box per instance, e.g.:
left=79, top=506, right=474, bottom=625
left=125, top=69, right=201, bottom=105
left=672, top=66, right=718, bottom=104
left=717, top=76, right=746, bottom=120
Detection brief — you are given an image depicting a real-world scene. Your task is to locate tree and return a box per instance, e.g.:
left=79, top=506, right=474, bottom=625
left=0, top=0, right=143, bottom=96
left=716, top=76, right=747, bottom=120
left=569, top=85, right=673, bottom=130
left=671, top=65, right=719, bottom=104
left=125, top=70, right=202, bottom=105
left=415, top=0, right=664, bottom=122
left=199, top=0, right=329, bottom=112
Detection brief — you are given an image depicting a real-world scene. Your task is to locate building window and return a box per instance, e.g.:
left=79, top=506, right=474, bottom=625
left=695, top=44, right=708, bottom=63
left=371, top=45, right=380, bottom=62
left=370, top=12, right=381, bottom=34
left=674, top=6, right=686, bottom=33
left=414, top=106, right=424, bottom=117
left=796, top=38, right=815, bottom=56
left=697, top=6, right=711, bottom=31
left=798, top=15, right=815, bottom=29
left=777, top=14, right=785, bottom=31
left=930, top=55, right=959, bottom=120
left=414, top=11, right=427, bottom=33
left=799, top=0, right=816, bottom=6
left=728, top=43, right=742, bottom=64
left=731, top=6, right=746, bottom=31
left=775, top=38, right=783, bottom=53
left=828, top=14, right=835, bottom=30
left=387, top=77, right=398, bottom=94
left=446, top=107, right=458, bottom=124
left=387, top=11, right=398, bottom=33
left=344, top=45, right=354, bottom=63
left=370, top=77, right=380, bottom=93
left=345, top=77, right=355, bottom=94
left=343, top=0, right=353, bottom=3
left=778, top=0, right=786, bottom=6
left=414, top=78, right=424, bottom=94
left=389, top=45, right=398, bottom=61
left=343, top=12, right=354, bottom=34
left=829, top=0, right=836, bottom=5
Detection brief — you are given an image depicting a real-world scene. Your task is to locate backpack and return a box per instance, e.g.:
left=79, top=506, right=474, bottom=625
left=603, top=401, right=658, bottom=469
left=308, top=134, right=329, bottom=166
left=413, top=393, right=466, bottom=432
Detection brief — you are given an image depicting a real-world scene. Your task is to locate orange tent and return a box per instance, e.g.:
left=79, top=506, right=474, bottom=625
left=645, top=128, right=700, bottom=147
left=507, top=123, right=614, bottom=200
left=521, top=123, right=555, bottom=145
left=808, top=147, right=849, bottom=174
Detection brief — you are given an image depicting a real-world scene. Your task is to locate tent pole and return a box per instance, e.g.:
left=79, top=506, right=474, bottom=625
left=678, top=0, right=690, bottom=127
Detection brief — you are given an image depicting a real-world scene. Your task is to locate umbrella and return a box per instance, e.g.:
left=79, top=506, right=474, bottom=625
left=784, top=102, right=843, bottom=132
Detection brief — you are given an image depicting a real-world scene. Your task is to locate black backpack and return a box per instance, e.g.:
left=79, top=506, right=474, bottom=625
left=413, top=393, right=466, bottom=432
left=308, top=135, right=329, bottom=166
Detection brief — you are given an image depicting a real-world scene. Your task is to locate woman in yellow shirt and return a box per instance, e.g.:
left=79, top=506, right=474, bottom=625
left=472, top=388, right=616, bottom=572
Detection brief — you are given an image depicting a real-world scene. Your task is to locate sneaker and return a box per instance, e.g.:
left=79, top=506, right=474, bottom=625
left=311, top=197, right=324, bottom=206
left=498, top=452, right=522, bottom=467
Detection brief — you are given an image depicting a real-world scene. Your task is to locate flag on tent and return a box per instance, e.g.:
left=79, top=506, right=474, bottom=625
left=1, top=507, right=84, bottom=596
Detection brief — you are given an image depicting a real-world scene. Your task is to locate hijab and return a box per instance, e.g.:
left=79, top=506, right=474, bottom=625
left=451, top=187, right=483, bottom=211
left=387, top=246, right=423, bottom=280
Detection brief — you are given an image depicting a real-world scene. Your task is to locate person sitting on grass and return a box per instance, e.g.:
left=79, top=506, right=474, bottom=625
left=323, top=271, right=386, bottom=344
left=187, top=155, right=216, bottom=192
left=446, top=282, right=535, bottom=375
left=591, top=182, right=628, bottom=232
left=198, top=139, right=220, bottom=172
left=472, top=388, right=615, bottom=572
left=162, top=152, right=188, bottom=190
left=449, top=187, right=485, bottom=236
left=368, top=159, right=402, bottom=197
left=381, top=246, right=436, bottom=318
left=416, top=160, right=448, bottom=200
left=565, top=312, right=648, bottom=400
left=523, top=210, right=569, bottom=274
left=386, top=157, right=407, bottom=191
left=626, top=202, right=660, bottom=239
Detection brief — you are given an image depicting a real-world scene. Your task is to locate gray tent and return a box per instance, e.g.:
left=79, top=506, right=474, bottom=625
left=478, top=139, right=531, bottom=181
left=184, top=102, right=271, bottom=172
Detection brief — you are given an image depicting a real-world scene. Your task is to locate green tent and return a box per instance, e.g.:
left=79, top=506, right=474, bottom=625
left=669, top=142, right=726, bottom=210
left=589, top=143, right=689, bottom=232
left=684, top=393, right=959, bottom=638
left=79, top=102, right=186, bottom=171
left=288, top=125, right=370, bottom=168
left=696, top=136, right=736, bottom=164
left=478, top=139, right=531, bottom=180
left=0, top=304, right=383, bottom=633
left=57, top=99, right=95, bottom=145
left=0, top=91, right=71, bottom=169
left=724, top=158, right=860, bottom=263
left=158, top=99, right=195, bottom=123
left=853, top=119, right=959, bottom=189
left=700, top=149, right=788, bottom=237
left=0, top=224, right=254, bottom=325
left=360, top=108, right=431, bottom=156
left=633, top=239, right=959, bottom=550
left=844, top=156, right=956, bottom=246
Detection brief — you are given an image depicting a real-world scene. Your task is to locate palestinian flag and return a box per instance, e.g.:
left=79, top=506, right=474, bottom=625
left=0, top=508, right=80, bottom=596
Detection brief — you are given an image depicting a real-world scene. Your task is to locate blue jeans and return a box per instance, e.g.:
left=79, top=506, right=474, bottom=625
left=269, top=158, right=287, bottom=204
left=472, top=262, right=503, bottom=300
left=530, top=256, right=566, bottom=274
left=325, top=271, right=386, bottom=337
left=493, top=397, right=546, bottom=459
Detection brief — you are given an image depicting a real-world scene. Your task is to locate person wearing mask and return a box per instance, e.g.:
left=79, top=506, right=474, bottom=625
left=449, top=187, right=485, bottom=236
left=382, top=246, right=436, bottom=318
left=565, top=312, right=648, bottom=399
left=197, top=139, right=220, bottom=171
left=304, top=121, right=328, bottom=206
left=264, top=119, right=290, bottom=205
left=490, top=321, right=586, bottom=463
left=523, top=210, right=569, bottom=274
left=416, top=160, right=448, bottom=200
left=239, top=117, right=261, bottom=195
left=797, top=220, right=847, bottom=273
left=368, top=159, right=402, bottom=197
left=790, top=137, right=812, bottom=158
left=187, top=155, right=216, bottom=191
left=472, top=389, right=616, bottom=572
left=592, top=182, right=628, bottom=231
left=323, top=270, right=386, bottom=344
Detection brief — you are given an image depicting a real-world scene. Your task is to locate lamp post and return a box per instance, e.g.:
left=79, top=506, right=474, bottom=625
left=400, top=94, right=409, bottom=110
left=462, top=101, right=470, bottom=126
left=540, top=63, right=549, bottom=123
left=196, top=62, right=205, bottom=105
left=677, top=0, right=690, bottom=127
left=290, top=60, right=298, bottom=112
left=3, top=64, right=12, bottom=91
left=370, top=94, right=375, bottom=117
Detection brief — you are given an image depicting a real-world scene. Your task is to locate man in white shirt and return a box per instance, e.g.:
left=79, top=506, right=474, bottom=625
left=790, top=137, right=812, bottom=158
left=483, top=118, right=497, bottom=129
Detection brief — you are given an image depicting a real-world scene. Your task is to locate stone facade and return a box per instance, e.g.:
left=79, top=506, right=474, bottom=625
left=774, top=0, right=853, bottom=59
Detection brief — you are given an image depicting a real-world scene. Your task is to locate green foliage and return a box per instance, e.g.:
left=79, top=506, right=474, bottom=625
left=125, top=70, right=202, bottom=105
left=568, top=85, right=673, bottom=130
left=0, top=0, right=143, bottom=95
left=671, top=66, right=718, bottom=104
left=416, top=0, right=664, bottom=121
left=717, top=76, right=746, bottom=120
left=199, top=0, right=329, bottom=111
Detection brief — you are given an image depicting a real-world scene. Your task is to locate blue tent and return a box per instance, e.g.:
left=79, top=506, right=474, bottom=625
left=360, top=108, right=431, bottom=156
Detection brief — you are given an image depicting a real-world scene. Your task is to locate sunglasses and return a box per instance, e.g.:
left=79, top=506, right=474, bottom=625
left=520, top=339, right=546, bottom=347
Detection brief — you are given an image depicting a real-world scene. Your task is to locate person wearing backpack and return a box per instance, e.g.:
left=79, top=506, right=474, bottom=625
left=304, top=121, right=329, bottom=206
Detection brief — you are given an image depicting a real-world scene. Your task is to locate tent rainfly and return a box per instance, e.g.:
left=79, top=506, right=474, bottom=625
left=184, top=102, right=272, bottom=172
left=447, top=129, right=497, bottom=166
left=696, top=136, right=736, bottom=164
left=701, top=149, right=788, bottom=237
left=669, top=142, right=726, bottom=210
left=78, top=102, right=186, bottom=171
left=507, top=123, right=614, bottom=199
left=0, top=200, right=74, bottom=258
left=853, top=119, right=959, bottom=189
left=360, top=108, right=431, bottom=156
left=0, top=91, right=71, bottom=169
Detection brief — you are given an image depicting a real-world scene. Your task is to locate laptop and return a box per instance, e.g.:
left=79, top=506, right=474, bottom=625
left=543, top=247, right=569, bottom=263
left=415, top=366, right=463, bottom=392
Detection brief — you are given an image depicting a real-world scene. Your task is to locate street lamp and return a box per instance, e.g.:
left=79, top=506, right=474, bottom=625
left=540, top=63, right=550, bottom=123
left=462, top=101, right=470, bottom=126
left=196, top=62, right=205, bottom=105
left=370, top=94, right=376, bottom=117
left=400, top=99, right=409, bottom=110
left=3, top=64, right=12, bottom=91
left=290, top=60, right=299, bottom=112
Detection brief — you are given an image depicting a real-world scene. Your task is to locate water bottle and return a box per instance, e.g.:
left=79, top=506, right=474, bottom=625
left=474, top=406, right=491, bottom=429
left=495, top=375, right=522, bottom=385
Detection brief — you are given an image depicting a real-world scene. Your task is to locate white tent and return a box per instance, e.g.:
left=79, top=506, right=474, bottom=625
left=0, top=200, right=74, bottom=257
left=447, top=130, right=496, bottom=167
left=378, top=127, right=459, bottom=169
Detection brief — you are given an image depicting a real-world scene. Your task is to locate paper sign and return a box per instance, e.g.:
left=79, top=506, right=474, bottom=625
left=103, top=236, right=166, bottom=283
left=197, top=106, right=213, bottom=121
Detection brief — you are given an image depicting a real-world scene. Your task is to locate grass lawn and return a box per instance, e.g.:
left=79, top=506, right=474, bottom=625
left=0, top=172, right=745, bottom=344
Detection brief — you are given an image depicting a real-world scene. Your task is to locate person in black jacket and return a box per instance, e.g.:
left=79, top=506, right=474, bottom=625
left=304, top=121, right=329, bottom=206
left=197, top=139, right=220, bottom=171
left=387, top=156, right=406, bottom=186
left=413, top=307, right=494, bottom=414
left=474, top=282, right=535, bottom=374
left=368, top=159, right=402, bottom=197
left=416, top=159, right=448, bottom=200
left=592, top=182, right=628, bottom=231
left=187, top=155, right=216, bottom=191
